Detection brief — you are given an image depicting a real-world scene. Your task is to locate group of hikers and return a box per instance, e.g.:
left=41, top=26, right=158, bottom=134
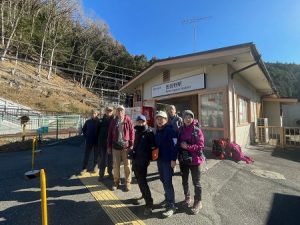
left=80, top=104, right=205, bottom=218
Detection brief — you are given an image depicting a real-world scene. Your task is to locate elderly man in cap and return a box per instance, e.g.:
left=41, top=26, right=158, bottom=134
left=155, top=111, right=178, bottom=218
left=130, top=114, right=156, bottom=216
left=107, top=105, right=134, bottom=191
left=80, top=109, right=100, bottom=175
left=97, top=106, right=114, bottom=181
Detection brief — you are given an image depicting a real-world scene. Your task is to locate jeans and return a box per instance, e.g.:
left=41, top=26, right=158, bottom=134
left=82, top=143, right=99, bottom=169
left=179, top=163, right=202, bottom=201
left=98, top=145, right=113, bottom=177
left=133, top=165, right=153, bottom=207
left=157, top=159, right=175, bottom=207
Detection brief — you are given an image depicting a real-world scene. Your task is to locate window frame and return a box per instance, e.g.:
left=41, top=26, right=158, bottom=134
left=237, top=95, right=250, bottom=125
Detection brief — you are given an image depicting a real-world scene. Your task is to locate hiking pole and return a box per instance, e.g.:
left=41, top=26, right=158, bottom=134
left=24, top=137, right=40, bottom=179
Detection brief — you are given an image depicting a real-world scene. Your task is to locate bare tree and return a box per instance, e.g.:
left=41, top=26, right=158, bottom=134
left=1, top=0, right=29, bottom=61
left=0, top=0, right=5, bottom=46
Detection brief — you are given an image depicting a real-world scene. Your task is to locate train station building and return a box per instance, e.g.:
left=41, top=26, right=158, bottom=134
left=120, top=43, right=297, bottom=147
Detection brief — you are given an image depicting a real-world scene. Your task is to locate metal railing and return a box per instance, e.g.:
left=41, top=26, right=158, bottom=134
left=256, top=126, right=300, bottom=147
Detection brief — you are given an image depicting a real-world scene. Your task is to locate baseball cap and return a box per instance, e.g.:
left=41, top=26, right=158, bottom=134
left=136, top=115, right=147, bottom=121
left=116, top=105, right=125, bottom=111
left=155, top=111, right=168, bottom=119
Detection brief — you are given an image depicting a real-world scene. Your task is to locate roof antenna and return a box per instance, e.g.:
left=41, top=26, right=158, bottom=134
left=182, top=16, right=212, bottom=52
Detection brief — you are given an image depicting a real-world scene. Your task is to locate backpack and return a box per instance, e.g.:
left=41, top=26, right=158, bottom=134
left=226, top=142, right=254, bottom=164
left=212, top=138, right=226, bottom=158
left=178, top=124, right=207, bottom=168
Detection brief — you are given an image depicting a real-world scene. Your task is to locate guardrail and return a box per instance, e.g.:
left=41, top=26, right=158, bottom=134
left=256, top=126, right=300, bottom=147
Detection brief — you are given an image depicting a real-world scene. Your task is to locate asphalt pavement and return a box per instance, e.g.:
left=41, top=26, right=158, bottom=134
left=0, top=137, right=299, bottom=225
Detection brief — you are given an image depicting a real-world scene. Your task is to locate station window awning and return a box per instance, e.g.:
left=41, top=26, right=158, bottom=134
left=262, top=97, right=298, bottom=104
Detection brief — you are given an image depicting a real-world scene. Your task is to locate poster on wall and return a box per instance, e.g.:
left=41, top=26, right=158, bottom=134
left=125, top=107, right=142, bottom=122
left=142, top=106, right=154, bottom=128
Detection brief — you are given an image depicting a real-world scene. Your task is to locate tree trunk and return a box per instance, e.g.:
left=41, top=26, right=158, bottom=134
left=91, top=65, right=108, bottom=88
left=1, top=16, right=20, bottom=61
left=1, top=1, right=4, bottom=46
left=47, top=47, right=55, bottom=79
left=37, top=25, right=48, bottom=76
left=80, top=49, right=88, bottom=88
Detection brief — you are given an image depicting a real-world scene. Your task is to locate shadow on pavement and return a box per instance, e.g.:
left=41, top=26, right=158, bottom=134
left=267, top=193, right=300, bottom=225
left=271, top=147, right=300, bottom=163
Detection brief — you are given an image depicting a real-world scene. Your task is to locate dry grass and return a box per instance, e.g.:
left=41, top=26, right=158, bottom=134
left=0, top=59, right=99, bottom=113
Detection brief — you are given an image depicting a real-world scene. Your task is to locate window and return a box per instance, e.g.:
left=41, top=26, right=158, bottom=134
left=238, top=96, right=249, bottom=124
left=200, top=92, right=224, bottom=128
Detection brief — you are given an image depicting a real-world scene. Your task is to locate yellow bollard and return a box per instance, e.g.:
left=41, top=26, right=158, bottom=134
left=32, top=137, right=37, bottom=171
left=40, top=169, right=48, bottom=225
left=24, top=137, right=40, bottom=179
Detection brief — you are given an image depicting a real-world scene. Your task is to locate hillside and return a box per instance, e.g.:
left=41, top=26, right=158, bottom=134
left=0, top=59, right=100, bottom=113
left=266, top=62, right=300, bottom=99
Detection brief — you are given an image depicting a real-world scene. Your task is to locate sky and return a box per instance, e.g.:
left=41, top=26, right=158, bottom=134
left=82, top=0, right=300, bottom=64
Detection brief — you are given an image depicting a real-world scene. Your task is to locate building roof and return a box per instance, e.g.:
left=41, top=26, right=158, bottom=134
left=120, top=42, right=278, bottom=96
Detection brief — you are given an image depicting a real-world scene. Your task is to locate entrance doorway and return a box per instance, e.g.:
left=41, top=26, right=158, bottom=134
left=156, top=94, right=198, bottom=119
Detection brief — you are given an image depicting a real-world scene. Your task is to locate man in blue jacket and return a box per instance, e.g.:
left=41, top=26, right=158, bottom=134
left=155, top=111, right=178, bottom=218
left=80, top=109, right=100, bottom=175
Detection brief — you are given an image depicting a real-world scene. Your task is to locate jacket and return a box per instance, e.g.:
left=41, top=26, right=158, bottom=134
left=155, top=124, right=177, bottom=162
left=107, top=115, right=134, bottom=150
left=98, top=115, right=113, bottom=147
left=82, top=118, right=99, bottom=145
left=168, top=114, right=183, bottom=133
left=132, top=125, right=156, bottom=167
left=178, top=120, right=205, bottom=165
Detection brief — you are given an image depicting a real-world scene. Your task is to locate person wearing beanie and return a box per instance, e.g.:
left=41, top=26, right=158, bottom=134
left=177, top=109, right=205, bottom=215
left=131, top=114, right=156, bottom=216
left=155, top=111, right=178, bottom=218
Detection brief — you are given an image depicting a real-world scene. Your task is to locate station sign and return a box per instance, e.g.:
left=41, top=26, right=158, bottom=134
left=152, top=74, right=205, bottom=97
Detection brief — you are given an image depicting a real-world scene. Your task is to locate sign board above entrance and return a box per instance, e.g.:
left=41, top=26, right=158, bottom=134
left=152, top=74, right=205, bottom=97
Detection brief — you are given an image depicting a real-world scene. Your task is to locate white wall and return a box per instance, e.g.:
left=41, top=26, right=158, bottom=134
left=263, top=101, right=281, bottom=126
left=142, top=64, right=229, bottom=99
left=232, top=73, right=261, bottom=147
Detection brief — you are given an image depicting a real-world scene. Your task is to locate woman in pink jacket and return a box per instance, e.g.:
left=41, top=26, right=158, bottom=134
left=177, top=110, right=205, bottom=215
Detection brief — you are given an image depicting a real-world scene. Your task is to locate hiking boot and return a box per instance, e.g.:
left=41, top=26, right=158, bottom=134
left=111, top=183, right=119, bottom=191
left=143, top=207, right=152, bottom=216
left=125, top=183, right=131, bottom=192
left=182, top=195, right=191, bottom=207
left=98, top=175, right=104, bottom=182
left=80, top=169, right=87, bottom=175
left=158, top=199, right=167, bottom=207
left=191, top=200, right=202, bottom=214
left=162, top=205, right=177, bottom=218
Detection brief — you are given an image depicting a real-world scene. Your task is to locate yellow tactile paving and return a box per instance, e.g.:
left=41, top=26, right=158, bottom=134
left=79, top=172, right=146, bottom=225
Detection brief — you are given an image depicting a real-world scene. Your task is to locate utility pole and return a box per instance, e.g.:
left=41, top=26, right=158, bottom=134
left=182, top=16, right=212, bottom=52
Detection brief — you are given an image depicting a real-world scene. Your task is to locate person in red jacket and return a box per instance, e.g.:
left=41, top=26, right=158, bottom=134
left=107, top=105, right=134, bottom=191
